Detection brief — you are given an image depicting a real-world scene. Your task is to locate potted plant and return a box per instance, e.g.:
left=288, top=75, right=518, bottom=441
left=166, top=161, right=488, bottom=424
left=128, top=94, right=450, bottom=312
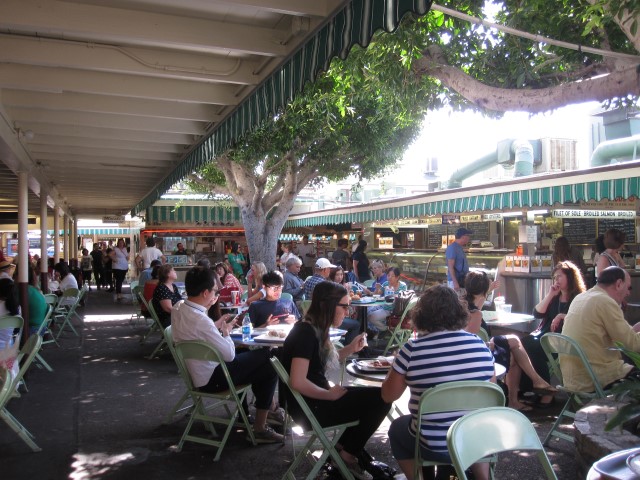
left=605, top=342, right=640, bottom=432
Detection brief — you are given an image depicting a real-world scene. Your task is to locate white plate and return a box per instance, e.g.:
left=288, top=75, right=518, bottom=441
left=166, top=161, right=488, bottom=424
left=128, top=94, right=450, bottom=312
left=593, top=447, right=640, bottom=480
left=253, top=332, right=288, bottom=343
left=267, top=324, right=293, bottom=332
left=354, top=358, right=392, bottom=372
left=352, top=297, right=375, bottom=304
left=230, top=327, right=268, bottom=337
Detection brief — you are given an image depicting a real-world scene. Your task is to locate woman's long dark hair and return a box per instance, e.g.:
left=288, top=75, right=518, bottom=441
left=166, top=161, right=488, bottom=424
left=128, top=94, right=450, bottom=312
left=329, top=266, right=346, bottom=285
left=305, top=281, right=348, bottom=365
left=554, top=261, right=586, bottom=303
left=0, top=278, right=20, bottom=315
left=463, top=271, right=491, bottom=309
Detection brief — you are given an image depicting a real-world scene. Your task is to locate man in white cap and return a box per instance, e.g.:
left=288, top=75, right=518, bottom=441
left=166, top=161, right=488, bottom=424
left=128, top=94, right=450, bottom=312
left=303, top=258, right=336, bottom=300
left=0, top=260, right=16, bottom=280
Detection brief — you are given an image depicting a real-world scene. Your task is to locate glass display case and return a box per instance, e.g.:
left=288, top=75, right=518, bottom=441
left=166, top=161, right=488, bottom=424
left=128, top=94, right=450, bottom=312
left=368, top=249, right=505, bottom=292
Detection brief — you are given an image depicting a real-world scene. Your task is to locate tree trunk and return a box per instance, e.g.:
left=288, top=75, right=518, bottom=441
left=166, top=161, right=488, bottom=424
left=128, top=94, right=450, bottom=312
left=239, top=206, right=286, bottom=272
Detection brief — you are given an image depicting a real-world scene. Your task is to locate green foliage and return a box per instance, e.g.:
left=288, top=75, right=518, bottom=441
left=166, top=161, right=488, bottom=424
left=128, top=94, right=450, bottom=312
left=605, top=342, right=640, bottom=431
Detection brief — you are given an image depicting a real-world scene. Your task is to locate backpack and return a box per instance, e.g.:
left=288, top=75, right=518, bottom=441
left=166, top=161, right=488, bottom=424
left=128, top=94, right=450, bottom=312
left=387, top=290, right=415, bottom=330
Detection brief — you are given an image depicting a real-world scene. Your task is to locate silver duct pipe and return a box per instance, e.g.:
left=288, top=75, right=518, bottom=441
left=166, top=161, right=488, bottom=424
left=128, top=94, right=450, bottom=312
left=446, top=151, right=498, bottom=188
left=513, top=139, right=534, bottom=177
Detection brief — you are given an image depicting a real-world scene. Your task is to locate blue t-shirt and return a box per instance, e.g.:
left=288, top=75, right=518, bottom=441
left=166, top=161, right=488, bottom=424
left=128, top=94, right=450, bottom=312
left=445, top=241, right=468, bottom=285
left=248, top=297, right=301, bottom=328
left=393, top=330, right=494, bottom=452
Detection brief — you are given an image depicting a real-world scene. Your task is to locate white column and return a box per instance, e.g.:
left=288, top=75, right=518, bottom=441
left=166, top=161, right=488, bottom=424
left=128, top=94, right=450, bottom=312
left=18, top=171, right=30, bottom=328
left=40, top=188, right=49, bottom=290
left=63, top=214, right=70, bottom=262
left=72, top=215, right=78, bottom=260
left=53, top=207, right=60, bottom=264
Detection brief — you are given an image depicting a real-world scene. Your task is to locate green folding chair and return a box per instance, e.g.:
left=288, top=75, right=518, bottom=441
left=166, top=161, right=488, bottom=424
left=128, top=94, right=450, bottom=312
left=0, top=368, right=41, bottom=452
left=540, top=332, right=609, bottom=446
left=145, top=301, right=169, bottom=360
left=477, top=327, right=490, bottom=343
left=383, top=296, right=418, bottom=355
left=300, top=300, right=312, bottom=315
left=270, top=356, right=357, bottom=480
left=414, top=380, right=505, bottom=480
left=163, top=326, right=196, bottom=423
left=447, top=407, right=558, bottom=480
left=130, top=285, right=146, bottom=326
left=54, top=287, right=81, bottom=339
left=280, top=292, right=294, bottom=302
left=33, top=305, right=55, bottom=372
left=363, top=279, right=375, bottom=288
left=173, top=340, right=256, bottom=460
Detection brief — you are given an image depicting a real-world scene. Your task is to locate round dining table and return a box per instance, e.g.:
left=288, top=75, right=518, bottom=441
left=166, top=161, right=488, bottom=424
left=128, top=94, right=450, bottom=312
left=346, top=361, right=507, bottom=383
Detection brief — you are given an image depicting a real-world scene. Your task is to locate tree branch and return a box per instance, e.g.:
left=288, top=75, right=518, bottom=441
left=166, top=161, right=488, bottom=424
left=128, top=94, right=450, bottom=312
left=185, top=174, right=230, bottom=197
left=413, top=47, right=640, bottom=113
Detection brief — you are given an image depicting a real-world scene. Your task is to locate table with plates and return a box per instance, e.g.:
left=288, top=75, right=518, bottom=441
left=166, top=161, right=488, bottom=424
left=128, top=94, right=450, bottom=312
left=482, top=311, right=540, bottom=335
left=350, top=297, right=391, bottom=333
left=231, top=325, right=347, bottom=347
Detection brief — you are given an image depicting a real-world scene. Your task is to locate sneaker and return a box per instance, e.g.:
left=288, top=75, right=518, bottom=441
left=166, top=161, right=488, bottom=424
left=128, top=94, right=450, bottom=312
left=250, top=425, right=284, bottom=444
left=334, top=459, right=372, bottom=480
left=266, top=407, right=286, bottom=426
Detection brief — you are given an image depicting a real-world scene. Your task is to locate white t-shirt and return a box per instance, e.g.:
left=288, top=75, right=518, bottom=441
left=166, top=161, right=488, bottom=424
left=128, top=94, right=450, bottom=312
left=296, top=243, right=315, bottom=268
left=139, top=246, right=164, bottom=268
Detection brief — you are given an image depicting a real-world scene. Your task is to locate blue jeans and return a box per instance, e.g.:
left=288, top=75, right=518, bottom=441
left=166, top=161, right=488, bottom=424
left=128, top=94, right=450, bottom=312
left=389, top=415, right=451, bottom=462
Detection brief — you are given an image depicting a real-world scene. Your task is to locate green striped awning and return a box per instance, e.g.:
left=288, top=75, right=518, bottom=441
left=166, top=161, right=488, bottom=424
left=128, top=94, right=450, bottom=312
left=48, top=228, right=130, bottom=236
left=131, top=0, right=432, bottom=217
left=147, top=205, right=241, bottom=224
left=285, top=176, right=640, bottom=227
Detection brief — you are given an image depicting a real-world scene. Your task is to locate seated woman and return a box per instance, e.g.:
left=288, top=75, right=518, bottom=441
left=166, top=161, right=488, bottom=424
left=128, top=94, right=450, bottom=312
left=53, top=261, right=78, bottom=306
left=463, top=271, right=557, bottom=411
left=521, top=261, right=585, bottom=406
left=367, top=267, right=408, bottom=333
left=215, top=262, right=242, bottom=294
left=281, top=281, right=390, bottom=480
left=327, top=267, right=360, bottom=345
left=382, top=284, right=495, bottom=480
left=245, top=261, right=267, bottom=306
left=0, top=277, right=21, bottom=379
left=142, top=263, right=161, bottom=317
left=152, top=264, right=182, bottom=328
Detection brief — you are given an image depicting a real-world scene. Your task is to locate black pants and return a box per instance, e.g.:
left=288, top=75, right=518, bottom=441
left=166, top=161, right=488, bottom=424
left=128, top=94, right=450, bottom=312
left=93, top=268, right=103, bottom=287
left=113, top=269, right=127, bottom=294
left=200, top=348, right=277, bottom=411
left=103, top=269, right=113, bottom=288
left=293, top=386, right=390, bottom=456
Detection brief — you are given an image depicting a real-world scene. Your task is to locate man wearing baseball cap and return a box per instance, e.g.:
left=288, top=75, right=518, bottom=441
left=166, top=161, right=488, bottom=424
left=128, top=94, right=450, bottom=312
left=303, top=258, right=336, bottom=300
left=446, top=227, right=473, bottom=291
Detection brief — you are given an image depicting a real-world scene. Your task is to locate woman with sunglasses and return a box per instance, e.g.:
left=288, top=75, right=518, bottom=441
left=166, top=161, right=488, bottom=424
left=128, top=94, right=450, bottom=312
left=281, top=281, right=389, bottom=480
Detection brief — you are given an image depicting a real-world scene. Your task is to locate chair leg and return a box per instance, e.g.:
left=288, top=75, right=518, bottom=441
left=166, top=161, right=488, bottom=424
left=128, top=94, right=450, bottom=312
left=34, top=352, right=54, bottom=372
left=543, top=396, right=575, bottom=445
left=147, top=339, right=167, bottom=360
left=1, top=408, right=42, bottom=452
left=164, top=391, right=193, bottom=424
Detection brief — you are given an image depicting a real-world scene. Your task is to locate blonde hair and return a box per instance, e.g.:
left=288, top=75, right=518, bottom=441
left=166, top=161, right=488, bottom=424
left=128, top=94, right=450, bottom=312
left=251, top=262, right=267, bottom=285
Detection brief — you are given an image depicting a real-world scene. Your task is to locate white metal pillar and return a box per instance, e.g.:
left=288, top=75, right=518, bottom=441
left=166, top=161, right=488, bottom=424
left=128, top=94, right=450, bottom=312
left=54, top=207, right=60, bottom=264
left=40, top=187, right=49, bottom=291
left=63, top=214, right=70, bottom=262
left=18, top=171, right=30, bottom=329
left=72, top=215, right=78, bottom=260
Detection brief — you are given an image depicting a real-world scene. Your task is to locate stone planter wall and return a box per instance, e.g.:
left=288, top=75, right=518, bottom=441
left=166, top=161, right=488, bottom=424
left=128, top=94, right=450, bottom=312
left=574, top=398, right=638, bottom=478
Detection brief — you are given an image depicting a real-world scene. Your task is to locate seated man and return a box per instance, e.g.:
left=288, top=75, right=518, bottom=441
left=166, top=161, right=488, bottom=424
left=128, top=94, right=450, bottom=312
left=283, top=256, right=305, bottom=302
left=171, top=266, right=283, bottom=443
left=303, top=258, right=335, bottom=300
left=248, top=270, right=301, bottom=328
left=562, top=266, right=640, bottom=392
left=138, top=259, right=161, bottom=289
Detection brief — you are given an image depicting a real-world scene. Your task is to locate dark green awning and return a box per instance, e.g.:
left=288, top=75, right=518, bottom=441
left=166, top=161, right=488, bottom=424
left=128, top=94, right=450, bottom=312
left=131, top=0, right=432, bottom=216
left=284, top=175, right=640, bottom=227
left=147, top=205, right=241, bottom=224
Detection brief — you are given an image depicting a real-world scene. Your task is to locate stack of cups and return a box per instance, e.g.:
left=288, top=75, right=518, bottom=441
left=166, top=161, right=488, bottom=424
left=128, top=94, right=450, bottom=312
left=494, top=296, right=505, bottom=316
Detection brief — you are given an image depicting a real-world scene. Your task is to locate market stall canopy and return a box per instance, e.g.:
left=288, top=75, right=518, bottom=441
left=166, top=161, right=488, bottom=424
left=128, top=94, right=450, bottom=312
left=285, top=163, right=640, bottom=227
left=0, top=0, right=432, bottom=218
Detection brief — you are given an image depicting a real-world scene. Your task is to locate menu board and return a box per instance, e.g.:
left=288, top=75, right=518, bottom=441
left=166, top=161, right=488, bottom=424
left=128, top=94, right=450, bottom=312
left=428, top=224, right=447, bottom=248
left=562, top=218, right=597, bottom=244
left=598, top=219, right=636, bottom=244
left=466, top=222, right=490, bottom=242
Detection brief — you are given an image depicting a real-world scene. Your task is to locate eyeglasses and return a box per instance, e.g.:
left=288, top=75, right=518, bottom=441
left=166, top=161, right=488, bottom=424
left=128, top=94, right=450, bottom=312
left=337, top=303, right=351, bottom=310
left=210, top=288, right=219, bottom=295
left=266, top=285, right=283, bottom=291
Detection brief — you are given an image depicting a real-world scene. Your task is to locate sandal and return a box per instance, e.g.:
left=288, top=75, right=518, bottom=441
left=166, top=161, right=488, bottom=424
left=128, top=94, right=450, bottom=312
left=512, top=403, right=534, bottom=412
left=532, top=385, right=558, bottom=396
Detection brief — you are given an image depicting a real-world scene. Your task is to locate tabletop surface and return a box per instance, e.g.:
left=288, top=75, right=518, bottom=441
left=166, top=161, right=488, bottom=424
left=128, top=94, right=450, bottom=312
left=482, top=311, right=536, bottom=325
left=346, top=361, right=507, bottom=382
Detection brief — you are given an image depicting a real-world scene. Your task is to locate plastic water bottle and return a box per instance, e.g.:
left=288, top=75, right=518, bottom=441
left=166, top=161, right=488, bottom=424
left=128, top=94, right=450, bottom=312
left=242, top=315, right=252, bottom=342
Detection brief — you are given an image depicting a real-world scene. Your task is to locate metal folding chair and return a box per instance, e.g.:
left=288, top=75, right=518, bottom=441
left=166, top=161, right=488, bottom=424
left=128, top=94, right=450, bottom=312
left=163, top=326, right=196, bottom=423
left=54, top=287, right=82, bottom=339
left=270, top=356, right=357, bottom=480
left=130, top=285, right=146, bottom=326
left=447, top=407, right=558, bottom=480
left=145, top=301, right=169, bottom=360
left=413, top=380, right=505, bottom=480
left=33, top=305, right=55, bottom=372
left=0, top=335, right=44, bottom=452
left=540, top=332, right=609, bottom=445
left=383, top=296, right=418, bottom=355
left=173, top=340, right=256, bottom=460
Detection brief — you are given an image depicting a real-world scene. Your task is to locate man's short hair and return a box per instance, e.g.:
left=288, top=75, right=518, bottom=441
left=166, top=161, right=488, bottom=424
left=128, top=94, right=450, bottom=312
left=286, top=256, right=302, bottom=268
left=337, top=239, right=348, bottom=247
left=185, top=266, right=215, bottom=297
left=597, top=266, right=627, bottom=286
left=145, top=237, right=156, bottom=248
left=150, top=259, right=162, bottom=268
left=262, top=270, right=284, bottom=287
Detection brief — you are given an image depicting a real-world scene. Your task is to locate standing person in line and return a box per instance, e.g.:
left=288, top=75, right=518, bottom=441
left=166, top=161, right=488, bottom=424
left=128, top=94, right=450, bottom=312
left=280, top=281, right=389, bottom=479
left=551, top=236, right=587, bottom=281
left=110, top=239, right=129, bottom=302
left=103, top=247, right=114, bottom=292
left=136, top=237, right=166, bottom=270
left=445, top=227, right=473, bottom=291
left=80, top=248, right=93, bottom=288
left=596, top=228, right=626, bottom=274
left=296, top=236, right=316, bottom=279
left=90, top=243, right=104, bottom=290
left=331, top=239, right=350, bottom=270
left=351, top=240, right=372, bottom=283
left=279, top=242, right=296, bottom=273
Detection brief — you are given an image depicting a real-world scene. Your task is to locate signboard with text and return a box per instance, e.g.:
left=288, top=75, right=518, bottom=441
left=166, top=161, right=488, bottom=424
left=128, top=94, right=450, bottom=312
left=102, top=215, right=125, bottom=223
left=552, top=210, right=635, bottom=218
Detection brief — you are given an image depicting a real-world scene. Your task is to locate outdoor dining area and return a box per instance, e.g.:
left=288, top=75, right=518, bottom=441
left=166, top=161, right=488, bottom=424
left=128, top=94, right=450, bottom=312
left=1, top=272, right=597, bottom=480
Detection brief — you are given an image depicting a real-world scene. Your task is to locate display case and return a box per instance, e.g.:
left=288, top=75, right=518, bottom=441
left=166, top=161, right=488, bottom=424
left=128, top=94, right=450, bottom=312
left=367, top=249, right=506, bottom=292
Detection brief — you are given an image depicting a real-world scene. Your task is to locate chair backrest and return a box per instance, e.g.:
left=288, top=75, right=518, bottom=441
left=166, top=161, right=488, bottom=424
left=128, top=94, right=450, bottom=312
left=58, top=287, right=80, bottom=307
left=399, top=296, right=418, bottom=323
left=13, top=335, right=43, bottom=390
left=280, top=292, right=293, bottom=301
left=540, top=333, right=606, bottom=397
left=300, top=299, right=312, bottom=315
left=164, top=326, right=180, bottom=364
left=147, top=300, right=162, bottom=325
left=174, top=340, right=234, bottom=392
left=43, top=293, right=59, bottom=306
left=363, top=279, right=375, bottom=288
left=0, top=368, right=14, bottom=409
left=417, top=380, right=505, bottom=419
left=131, top=286, right=143, bottom=308
left=447, top=407, right=558, bottom=480
left=130, top=280, right=139, bottom=290
left=0, top=315, right=24, bottom=331
left=477, top=327, right=489, bottom=343
left=35, top=306, right=54, bottom=337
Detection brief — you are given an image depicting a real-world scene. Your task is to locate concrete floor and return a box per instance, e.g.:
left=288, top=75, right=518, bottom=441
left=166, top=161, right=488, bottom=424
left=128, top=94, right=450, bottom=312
left=1, top=286, right=580, bottom=479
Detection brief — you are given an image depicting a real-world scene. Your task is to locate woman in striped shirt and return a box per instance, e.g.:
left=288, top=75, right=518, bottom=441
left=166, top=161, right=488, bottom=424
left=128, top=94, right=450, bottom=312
left=382, top=285, right=495, bottom=480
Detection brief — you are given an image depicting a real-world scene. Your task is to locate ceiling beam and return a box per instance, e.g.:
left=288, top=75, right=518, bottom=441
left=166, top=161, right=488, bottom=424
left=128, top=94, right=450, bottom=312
left=0, top=0, right=289, bottom=57
left=25, top=135, right=187, bottom=153
left=32, top=150, right=179, bottom=164
left=29, top=145, right=181, bottom=161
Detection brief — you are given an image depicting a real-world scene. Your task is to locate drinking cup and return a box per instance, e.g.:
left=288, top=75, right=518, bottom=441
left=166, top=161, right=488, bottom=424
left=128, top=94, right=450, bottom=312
left=231, top=290, right=239, bottom=305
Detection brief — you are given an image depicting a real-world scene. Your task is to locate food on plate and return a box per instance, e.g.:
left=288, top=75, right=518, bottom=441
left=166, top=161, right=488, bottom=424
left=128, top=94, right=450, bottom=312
left=351, top=294, right=361, bottom=300
left=372, top=359, right=391, bottom=368
left=267, top=329, right=287, bottom=338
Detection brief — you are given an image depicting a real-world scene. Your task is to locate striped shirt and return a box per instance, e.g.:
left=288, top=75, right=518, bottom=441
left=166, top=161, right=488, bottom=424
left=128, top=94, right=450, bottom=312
left=393, top=330, right=494, bottom=452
